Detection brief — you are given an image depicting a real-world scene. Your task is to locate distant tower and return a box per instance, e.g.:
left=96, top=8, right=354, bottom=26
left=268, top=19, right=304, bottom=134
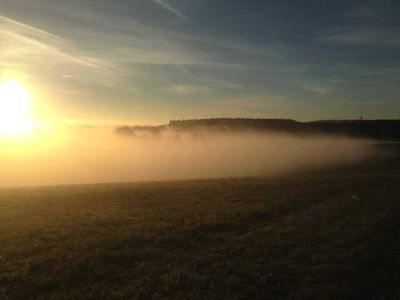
left=360, top=114, right=363, bottom=121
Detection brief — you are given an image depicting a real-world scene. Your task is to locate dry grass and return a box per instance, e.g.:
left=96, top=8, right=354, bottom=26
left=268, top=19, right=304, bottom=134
left=0, top=159, right=399, bottom=299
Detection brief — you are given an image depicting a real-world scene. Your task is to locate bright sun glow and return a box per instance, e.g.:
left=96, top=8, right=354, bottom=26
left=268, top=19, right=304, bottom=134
left=0, top=80, right=34, bottom=137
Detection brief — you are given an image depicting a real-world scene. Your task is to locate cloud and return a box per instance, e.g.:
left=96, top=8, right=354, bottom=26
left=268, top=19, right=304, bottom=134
left=317, top=27, right=400, bottom=46
left=61, top=90, right=91, bottom=95
left=151, top=0, right=184, bottom=19
left=0, top=15, right=60, bottom=41
left=0, top=3, right=285, bottom=91
left=4, top=0, right=398, bottom=122
left=0, top=15, right=113, bottom=70
left=302, top=83, right=330, bottom=95
left=169, top=84, right=211, bottom=95
left=346, top=6, right=377, bottom=19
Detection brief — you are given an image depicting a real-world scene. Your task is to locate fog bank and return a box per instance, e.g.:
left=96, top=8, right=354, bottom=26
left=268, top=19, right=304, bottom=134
left=0, top=127, right=379, bottom=188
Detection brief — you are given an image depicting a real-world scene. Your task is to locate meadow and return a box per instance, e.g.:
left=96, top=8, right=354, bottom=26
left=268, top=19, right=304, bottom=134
left=0, top=149, right=399, bottom=299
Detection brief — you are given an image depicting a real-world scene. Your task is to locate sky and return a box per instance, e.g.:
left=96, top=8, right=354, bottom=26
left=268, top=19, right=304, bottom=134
left=1, top=0, right=400, bottom=124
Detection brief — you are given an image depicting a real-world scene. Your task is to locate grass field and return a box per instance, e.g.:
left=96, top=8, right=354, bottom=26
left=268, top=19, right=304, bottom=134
left=1, top=151, right=399, bottom=299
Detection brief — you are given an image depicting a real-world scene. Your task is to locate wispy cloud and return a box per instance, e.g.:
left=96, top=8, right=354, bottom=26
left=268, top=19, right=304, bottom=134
left=0, top=0, right=398, bottom=121
left=0, top=9, right=269, bottom=102
left=60, top=90, right=91, bottom=95
left=169, top=84, right=211, bottom=95
left=0, top=15, right=111, bottom=69
left=346, top=6, right=377, bottom=19
left=302, top=83, right=330, bottom=95
left=151, top=0, right=184, bottom=19
left=0, top=4, right=282, bottom=80
left=316, top=27, right=400, bottom=46
left=0, top=15, right=60, bottom=40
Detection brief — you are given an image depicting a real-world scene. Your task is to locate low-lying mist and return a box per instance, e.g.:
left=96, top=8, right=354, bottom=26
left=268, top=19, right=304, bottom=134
left=0, top=126, right=379, bottom=188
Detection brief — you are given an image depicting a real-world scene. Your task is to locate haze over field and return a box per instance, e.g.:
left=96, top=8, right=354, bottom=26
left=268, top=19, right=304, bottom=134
left=0, top=126, right=377, bottom=187
left=0, top=0, right=399, bottom=189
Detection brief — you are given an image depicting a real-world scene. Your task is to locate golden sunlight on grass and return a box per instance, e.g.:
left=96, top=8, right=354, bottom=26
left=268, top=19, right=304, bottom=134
left=0, top=80, right=34, bottom=138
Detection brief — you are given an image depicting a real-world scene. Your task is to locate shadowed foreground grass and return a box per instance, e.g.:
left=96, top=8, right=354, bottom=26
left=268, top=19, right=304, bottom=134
left=0, top=159, right=399, bottom=299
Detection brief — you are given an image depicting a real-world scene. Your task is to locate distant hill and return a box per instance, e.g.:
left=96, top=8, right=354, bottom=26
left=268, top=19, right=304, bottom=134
left=115, top=118, right=400, bottom=141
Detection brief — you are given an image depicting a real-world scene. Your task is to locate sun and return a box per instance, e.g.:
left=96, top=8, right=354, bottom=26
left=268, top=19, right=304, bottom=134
left=0, top=80, right=34, bottom=137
